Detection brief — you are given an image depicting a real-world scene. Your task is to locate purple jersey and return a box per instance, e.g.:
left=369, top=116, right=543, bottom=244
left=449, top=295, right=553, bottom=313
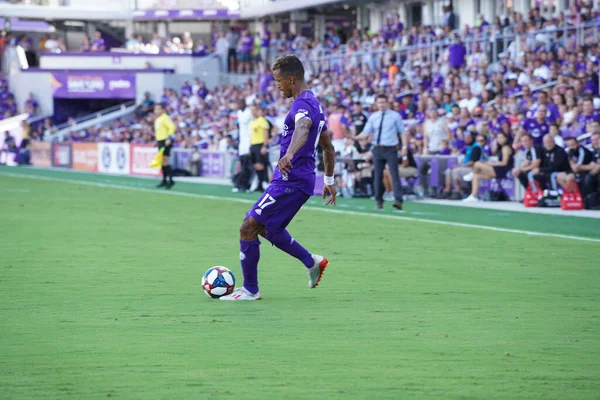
left=521, top=118, right=550, bottom=145
left=92, top=38, right=105, bottom=51
left=239, top=36, right=253, bottom=53
left=488, top=115, right=509, bottom=135
left=272, top=90, right=327, bottom=195
left=181, top=84, right=192, bottom=97
left=527, top=103, right=560, bottom=123
left=261, top=31, right=271, bottom=48
left=576, top=113, right=600, bottom=134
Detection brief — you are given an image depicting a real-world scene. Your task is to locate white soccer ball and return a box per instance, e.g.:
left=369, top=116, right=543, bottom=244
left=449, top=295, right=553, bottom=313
left=202, top=266, right=236, bottom=298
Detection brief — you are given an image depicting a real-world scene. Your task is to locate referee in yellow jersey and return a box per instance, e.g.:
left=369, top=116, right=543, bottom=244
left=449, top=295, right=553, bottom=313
left=154, top=103, right=176, bottom=188
left=248, top=104, right=271, bottom=191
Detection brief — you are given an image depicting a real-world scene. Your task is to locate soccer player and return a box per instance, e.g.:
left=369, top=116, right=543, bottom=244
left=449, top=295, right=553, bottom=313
left=248, top=104, right=271, bottom=191
left=221, top=54, right=337, bottom=301
left=154, top=103, right=176, bottom=189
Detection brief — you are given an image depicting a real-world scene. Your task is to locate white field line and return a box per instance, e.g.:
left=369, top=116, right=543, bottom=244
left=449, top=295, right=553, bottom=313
left=1, top=171, right=599, bottom=244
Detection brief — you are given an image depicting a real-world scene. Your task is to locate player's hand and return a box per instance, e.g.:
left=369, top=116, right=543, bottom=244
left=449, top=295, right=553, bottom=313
left=278, top=154, right=293, bottom=175
left=322, top=184, right=337, bottom=206
left=260, top=145, right=267, bottom=155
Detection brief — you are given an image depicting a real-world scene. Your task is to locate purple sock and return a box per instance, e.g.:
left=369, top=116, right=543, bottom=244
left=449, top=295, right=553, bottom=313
left=265, top=230, right=314, bottom=269
left=240, top=239, right=261, bottom=294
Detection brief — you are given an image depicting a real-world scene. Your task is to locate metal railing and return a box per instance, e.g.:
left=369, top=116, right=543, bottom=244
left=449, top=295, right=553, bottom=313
left=270, top=21, right=600, bottom=77
left=48, top=100, right=137, bottom=142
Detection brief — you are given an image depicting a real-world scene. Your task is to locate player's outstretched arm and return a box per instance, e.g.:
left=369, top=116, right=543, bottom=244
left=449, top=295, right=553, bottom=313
left=319, top=130, right=337, bottom=206
left=278, top=117, right=312, bottom=175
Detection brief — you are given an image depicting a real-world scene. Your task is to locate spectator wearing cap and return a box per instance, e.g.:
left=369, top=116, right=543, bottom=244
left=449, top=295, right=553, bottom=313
left=350, top=102, right=369, bottom=136
left=534, top=134, right=572, bottom=191
left=440, top=131, right=485, bottom=199
left=512, top=133, right=542, bottom=190
left=464, top=132, right=514, bottom=202
left=398, top=92, right=416, bottom=119
left=362, top=94, right=405, bottom=210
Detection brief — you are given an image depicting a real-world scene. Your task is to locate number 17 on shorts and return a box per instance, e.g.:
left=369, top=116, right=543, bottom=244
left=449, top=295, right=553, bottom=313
left=245, top=185, right=310, bottom=232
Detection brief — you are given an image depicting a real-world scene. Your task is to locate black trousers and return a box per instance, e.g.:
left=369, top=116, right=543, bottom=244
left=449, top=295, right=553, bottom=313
left=583, top=173, right=600, bottom=195
left=373, top=146, right=402, bottom=204
left=517, top=171, right=529, bottom=189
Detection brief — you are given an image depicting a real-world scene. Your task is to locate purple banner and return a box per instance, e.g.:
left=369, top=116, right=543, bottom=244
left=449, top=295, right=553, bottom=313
left=201, top=152, right=226, bottom=177
left=133, top=9, right=240, bottom=20
left=174, top=150, right=226, bottom=178
left=50, top=72, right=136, bottom=99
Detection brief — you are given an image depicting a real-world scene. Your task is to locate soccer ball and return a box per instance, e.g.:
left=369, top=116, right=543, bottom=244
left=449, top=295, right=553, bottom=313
left=202, top=266, right=236, bottom=298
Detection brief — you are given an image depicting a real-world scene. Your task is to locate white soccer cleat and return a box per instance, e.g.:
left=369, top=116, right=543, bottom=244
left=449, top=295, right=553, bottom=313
left=219, top=287, right=262, bottom=301
left=308, top=254, right=329, bottom=289
left=462, top=194, right=480, bottom=203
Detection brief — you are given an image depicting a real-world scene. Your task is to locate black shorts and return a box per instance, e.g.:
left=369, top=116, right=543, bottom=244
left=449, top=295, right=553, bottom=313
left=250, top=144, right=268, bottom=165
left=157, top=140, right=172, bottom=156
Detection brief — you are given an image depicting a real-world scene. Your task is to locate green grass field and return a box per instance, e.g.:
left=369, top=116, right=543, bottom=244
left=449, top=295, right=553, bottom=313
left=1, top=167, right=599, bottom=400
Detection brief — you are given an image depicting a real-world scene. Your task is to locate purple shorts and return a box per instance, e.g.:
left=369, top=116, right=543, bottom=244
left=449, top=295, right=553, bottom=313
left=246, top=184, right=310, bottom=233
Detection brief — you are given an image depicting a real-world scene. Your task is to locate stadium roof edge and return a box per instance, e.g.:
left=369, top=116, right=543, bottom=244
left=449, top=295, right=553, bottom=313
left=240, top=0, right=343, bottom=19
left=0, top=4, right=131, bottom=21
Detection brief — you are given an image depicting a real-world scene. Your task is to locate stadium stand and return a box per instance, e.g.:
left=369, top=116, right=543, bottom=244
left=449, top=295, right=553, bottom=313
left=2, top=2, right=600, bottom=208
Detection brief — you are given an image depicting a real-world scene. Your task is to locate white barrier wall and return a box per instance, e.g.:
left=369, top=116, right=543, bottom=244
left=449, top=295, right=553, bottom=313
left=40, top=53, right=219, bottom=75
left=97, top=143, right=131, bottom=175
left=9, top=71, right=54, bottom=117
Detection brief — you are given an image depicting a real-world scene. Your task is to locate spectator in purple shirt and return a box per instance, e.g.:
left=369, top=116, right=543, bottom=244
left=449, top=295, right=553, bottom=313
left=448, top=35, right=466, bottom=69
left=518, top=105, right=551, bottom=146
left=180, top=81, right=192, bottom=97
left=528, top=91, right=560, bottom=124
left=24, top=93, right=38, bottom=116
left=91, top=31, right=105, bottom=52
left=574, top=98, right=600, bottom=135
left=80, top=35, right=90, bottom=52
left=237, top=30, right=253, bottom=73
left=487, top=105, right=511, bottom=137
left=260, top=25, right=271, bottom=68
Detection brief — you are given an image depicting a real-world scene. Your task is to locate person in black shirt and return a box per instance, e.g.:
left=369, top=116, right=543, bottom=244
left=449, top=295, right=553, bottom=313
left=351, top=102, right=369, bottom=136
left=0, top=131, right=16, bottom=165
left=583, top=133, right=600, bottom=200
left=512, top=134, right=542, bottom=189
left=533, top=134, right=572, bottom=190
left=564, top=136, right=596, bottom=185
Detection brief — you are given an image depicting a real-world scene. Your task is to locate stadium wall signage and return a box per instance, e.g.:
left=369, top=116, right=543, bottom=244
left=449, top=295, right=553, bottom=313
left=50, top=72, right=136, bottom=99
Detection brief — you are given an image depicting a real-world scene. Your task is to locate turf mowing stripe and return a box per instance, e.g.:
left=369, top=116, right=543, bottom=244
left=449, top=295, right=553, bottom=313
left=2, top=171, right=599, bottom=243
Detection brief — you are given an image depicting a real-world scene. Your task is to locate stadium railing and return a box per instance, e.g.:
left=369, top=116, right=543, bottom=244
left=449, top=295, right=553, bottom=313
left=48, top=100, right=137, bottom=142
left=276, top=21, right=600, bottom=77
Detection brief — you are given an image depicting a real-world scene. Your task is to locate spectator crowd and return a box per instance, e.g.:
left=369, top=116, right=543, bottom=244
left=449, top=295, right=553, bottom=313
left=3, top=5, right=600, bottom=207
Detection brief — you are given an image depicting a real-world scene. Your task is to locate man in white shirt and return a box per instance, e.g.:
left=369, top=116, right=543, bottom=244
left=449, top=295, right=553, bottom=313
left=457, top=88, right=480, bottom=113
left=423, top=108, right=447, bottom=154
left=533, top=58, right=550, bottom=81
left=236, top=100, right=253, bottom=157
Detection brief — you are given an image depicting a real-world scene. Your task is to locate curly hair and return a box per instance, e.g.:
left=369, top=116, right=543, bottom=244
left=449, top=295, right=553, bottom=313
left=272, top=54, right=305, bottom=80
